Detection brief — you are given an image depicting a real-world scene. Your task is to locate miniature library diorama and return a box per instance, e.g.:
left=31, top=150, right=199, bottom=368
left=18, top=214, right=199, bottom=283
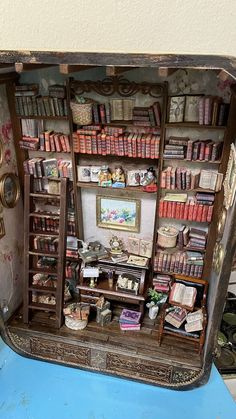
left=0, top=60, right=236, bottom=389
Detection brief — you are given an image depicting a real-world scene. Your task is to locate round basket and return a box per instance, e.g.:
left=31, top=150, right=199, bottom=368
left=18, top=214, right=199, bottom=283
left=70, top=100, right=93, bottom=125
left=157, top=226, right=178, bottom=248
left=65, top=316, right=88, bottom=330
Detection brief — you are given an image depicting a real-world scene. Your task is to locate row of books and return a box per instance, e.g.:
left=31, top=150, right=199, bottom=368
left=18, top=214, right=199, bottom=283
left=177, top=226, right=207, bottom=250
left=32, top=213, right=76, bottom=236
left=198, top=96, right=229, bottom=126
left=90, top=100, right=161, bottom=127
left=20, top=131, right=71, bottom=153
left=119, top=308, right=141, bottom=331
left=33, top=236, right=58, bottom=253
left=159, top=199, right=214, bottom=222
left=15, top=95, right=68, bottom=117
left=74, top=129, right=160, bottom=158
left=154, top=250, right=204, bottom=278
left=23, top=158, right=73, bottom=180
left=163, top=136, right=223, bottom=162
left=161, top=166, right=223, bottom=192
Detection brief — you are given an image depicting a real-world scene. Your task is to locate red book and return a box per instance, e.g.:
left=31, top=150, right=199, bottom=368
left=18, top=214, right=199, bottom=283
left=99, top=104, right=106, bottom=124
left=154, top=135, right=160, bottom=159
left=114, top=135, right=119, bottom=156
left=127, top=133, right=133, bottom=157
left=64, top=135, right=71, bottom=152
left=118, top=135, right=124, bottom=156
left=97, top=133, right=102, bottom=154
left=141, top=135, right=146, bottom=158
left=91, top=135, right=98, bottom=154
left=85, top=135, right=92, bottom=154
left=132, top=134, right=137, bottom=158
left=180, top=202, right=185, bottom=219
left=167, top=201, right=172, bottom=218
left=159, top=199, right=164, bottom=217
left=123, top=133, right=128, bottom=156
left=171, top=201, right=176, bottom=218
left=78, top=134, right=85, bottom=153
left=163, top=200, right=168, bottom=217
left=137, top=134, right=142, bottom=158
left=192, top=204, right=198, bottom=221
left=110, top=134, right=115, bottom=155
left=106, top=135, right=111, bottom=155
left=101, top=133, right=107, bottom=155
left=201, top=205, right=208, bottom=222
left=54, top=134, right=62, bottom=152
left=196, top=204, right=203, bottom=222
left=176, top=202, right=181, bottom=219
left=44, top=130, right=52, bottom=152
left=49, top=134, right=55, bottom=152
left=60, top=134, right=67, bottom=152
left=207, top=205, right=214, bottom=222
left=145, top=135, right=151, bottom=158
left=188, top=201, right=195, bottom=221
left=199, top=141, right=206, bottom=161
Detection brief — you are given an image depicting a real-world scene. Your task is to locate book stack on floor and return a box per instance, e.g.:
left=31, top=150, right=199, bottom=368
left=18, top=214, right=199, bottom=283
left=119, top=308, right=141, bottom=331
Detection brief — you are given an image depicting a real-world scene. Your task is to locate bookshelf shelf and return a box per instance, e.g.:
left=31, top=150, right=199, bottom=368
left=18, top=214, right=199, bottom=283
left=30, top=192, right=61, bottom=199
left=29, top=212, right=60, bottom=218
left=153, top=270, right=202, bottom=280
left=28, top=303, right=57, bottom=311
left=74, top=152, right=159, bottom=161
left=159, top=217, right=210, bottom=224
left=29, top=250, right=59, bottom=258
left=161, top=188, right=216, bottom=194
left=17, top=115, right=69, bottom=121
left=29, top=231, right=59, bottom=237
left=163, top=158, right=221, bottom=164
left=28, top=285, right=57, bottom=294
left=29, top=267, right=57, bottom=275
left=77, top=182, right=157, bottom=194
left=164, top=122, right=226, bottom=130
left=157, top=245, right=206, bottom=254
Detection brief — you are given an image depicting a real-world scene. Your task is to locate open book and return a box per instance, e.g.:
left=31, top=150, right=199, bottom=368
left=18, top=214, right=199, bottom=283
left=169, top=282, right=197, bottom=310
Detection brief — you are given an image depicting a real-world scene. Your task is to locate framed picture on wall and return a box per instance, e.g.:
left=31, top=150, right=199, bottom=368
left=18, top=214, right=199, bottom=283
left=223, top=143, right=236, bottom=209
left=96, top=195, right=141, bottom=232
left=0, top=173, right=20, bottom=208
left=0, top=217, right=5, bottom=238
left=184, top=95, right=201, bottom=122
left=168, top=96, right=185, bottom=123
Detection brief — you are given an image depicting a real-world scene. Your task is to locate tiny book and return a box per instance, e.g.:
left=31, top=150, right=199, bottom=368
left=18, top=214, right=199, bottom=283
left=119, top=308, right=141, bottom=324
left=127, top=255, right=148, bottom=267
left=169, top=282, right=197, bottom=310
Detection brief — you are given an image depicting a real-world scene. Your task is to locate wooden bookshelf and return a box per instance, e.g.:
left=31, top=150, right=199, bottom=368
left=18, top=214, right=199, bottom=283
left=165, top=122, right=226, bottom=130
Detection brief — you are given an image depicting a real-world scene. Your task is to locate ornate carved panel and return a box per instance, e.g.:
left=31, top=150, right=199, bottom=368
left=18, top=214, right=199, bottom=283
left=106, top=352, right=173, bottom=384
left=30, top=337, right=90, bottom=366
left=172, top=367, right=200, bottom=384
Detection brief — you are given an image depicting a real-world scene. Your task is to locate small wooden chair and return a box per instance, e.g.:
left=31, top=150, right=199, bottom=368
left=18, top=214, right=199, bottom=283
left=158, top=275, right=208, bottom=354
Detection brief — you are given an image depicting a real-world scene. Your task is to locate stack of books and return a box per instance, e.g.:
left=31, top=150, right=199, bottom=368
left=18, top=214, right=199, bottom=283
left=119, top=308, right=141, bottom=331
left=66, top=236, right=78, bottom=259
left=161, top=166, right=223, bottom=192
left=23, top=158, right=73, bottom=180
left=177, top=226, right=208, bottom=250
left=152, top=274, right=171, bottom=292
left=185, top=309, right=204, bottom=332
left=165, top=307, right=187, bottom=328
left=163, top=136, right=223, bottom=162
left=132, top=103, right=161, bottom=127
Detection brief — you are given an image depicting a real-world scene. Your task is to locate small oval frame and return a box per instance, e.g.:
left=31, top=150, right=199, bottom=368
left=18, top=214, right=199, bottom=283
left=0, top=173, right=20, bottom=208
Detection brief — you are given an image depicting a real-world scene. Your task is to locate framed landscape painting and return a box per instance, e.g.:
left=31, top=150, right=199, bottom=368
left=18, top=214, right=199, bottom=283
left=96, top=195, right=141, bottom=232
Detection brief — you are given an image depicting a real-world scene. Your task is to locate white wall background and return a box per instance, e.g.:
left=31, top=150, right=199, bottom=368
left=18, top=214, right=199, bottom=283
left=0, top=1, right=236, bottom=56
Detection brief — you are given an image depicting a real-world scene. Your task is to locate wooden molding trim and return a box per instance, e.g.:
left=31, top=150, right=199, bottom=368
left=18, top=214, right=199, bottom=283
left=15, top=63, right=55, bottom=73
left=0, top=51, right=235, bottom=79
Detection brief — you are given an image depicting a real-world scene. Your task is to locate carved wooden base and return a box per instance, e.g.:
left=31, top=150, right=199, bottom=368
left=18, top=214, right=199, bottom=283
left=5, top=327, right=209, bottom=389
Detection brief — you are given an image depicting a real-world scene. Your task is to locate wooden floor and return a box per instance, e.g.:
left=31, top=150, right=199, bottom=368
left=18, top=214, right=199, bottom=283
left=7, top=306, right=202, bottom=370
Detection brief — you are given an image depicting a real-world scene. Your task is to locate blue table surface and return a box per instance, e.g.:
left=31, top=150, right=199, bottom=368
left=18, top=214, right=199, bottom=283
left=0, top=337, right=235, bottom=419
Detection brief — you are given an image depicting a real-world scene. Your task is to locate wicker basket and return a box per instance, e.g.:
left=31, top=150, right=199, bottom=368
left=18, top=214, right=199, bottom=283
left=157, top=226, right=178, bottom=248
left=65, top=316, right=88, bottom=330
left=70, top=100, right=93, bottom=125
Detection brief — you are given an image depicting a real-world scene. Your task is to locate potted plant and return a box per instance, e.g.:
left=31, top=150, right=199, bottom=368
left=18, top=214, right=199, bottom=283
left=146, top=288, right=167, bottom=320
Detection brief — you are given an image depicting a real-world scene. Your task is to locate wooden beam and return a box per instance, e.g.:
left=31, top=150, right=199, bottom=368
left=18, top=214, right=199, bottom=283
left=15, top=63, right=55, bottom=73
left=158, top=67, right=178, bottom=77
left=106, top=66, right=136, bottom=76
left=216, top=69, right=234, bottom=82
left=59, top=64, right=98, bottom=74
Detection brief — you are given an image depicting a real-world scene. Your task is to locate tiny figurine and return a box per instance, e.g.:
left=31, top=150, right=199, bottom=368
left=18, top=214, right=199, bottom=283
left=109, top=235, right=123, bottom=254
left=140, top=167, right=158, bottom=192
left=98, top=165, right=112, bottom=187
left=112, top=166, right=126, bottom=188
left=127, top=170, right=140, bottom=186
left=95, top=295, right=112, bottom=325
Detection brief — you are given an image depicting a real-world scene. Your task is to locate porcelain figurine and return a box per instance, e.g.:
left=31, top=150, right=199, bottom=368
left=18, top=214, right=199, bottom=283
left=112, top=166, right=126, bottom=188
left=98, top=166, right=112, bottom=187
left=140, top=167, right=158, bottom=192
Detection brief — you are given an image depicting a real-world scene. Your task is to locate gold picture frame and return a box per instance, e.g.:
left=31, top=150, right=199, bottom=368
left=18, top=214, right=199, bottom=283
left=96, top=195, right=141, bottom=232
left=0, top=217, right=5, bottom=238
left=0, top=173, right=20, bottom=208
left=223, top=143, right=236, bottom=210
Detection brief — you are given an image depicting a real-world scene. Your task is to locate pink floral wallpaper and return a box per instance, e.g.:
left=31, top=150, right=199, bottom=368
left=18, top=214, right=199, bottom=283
left=0, top=84, right=24, bottom=320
